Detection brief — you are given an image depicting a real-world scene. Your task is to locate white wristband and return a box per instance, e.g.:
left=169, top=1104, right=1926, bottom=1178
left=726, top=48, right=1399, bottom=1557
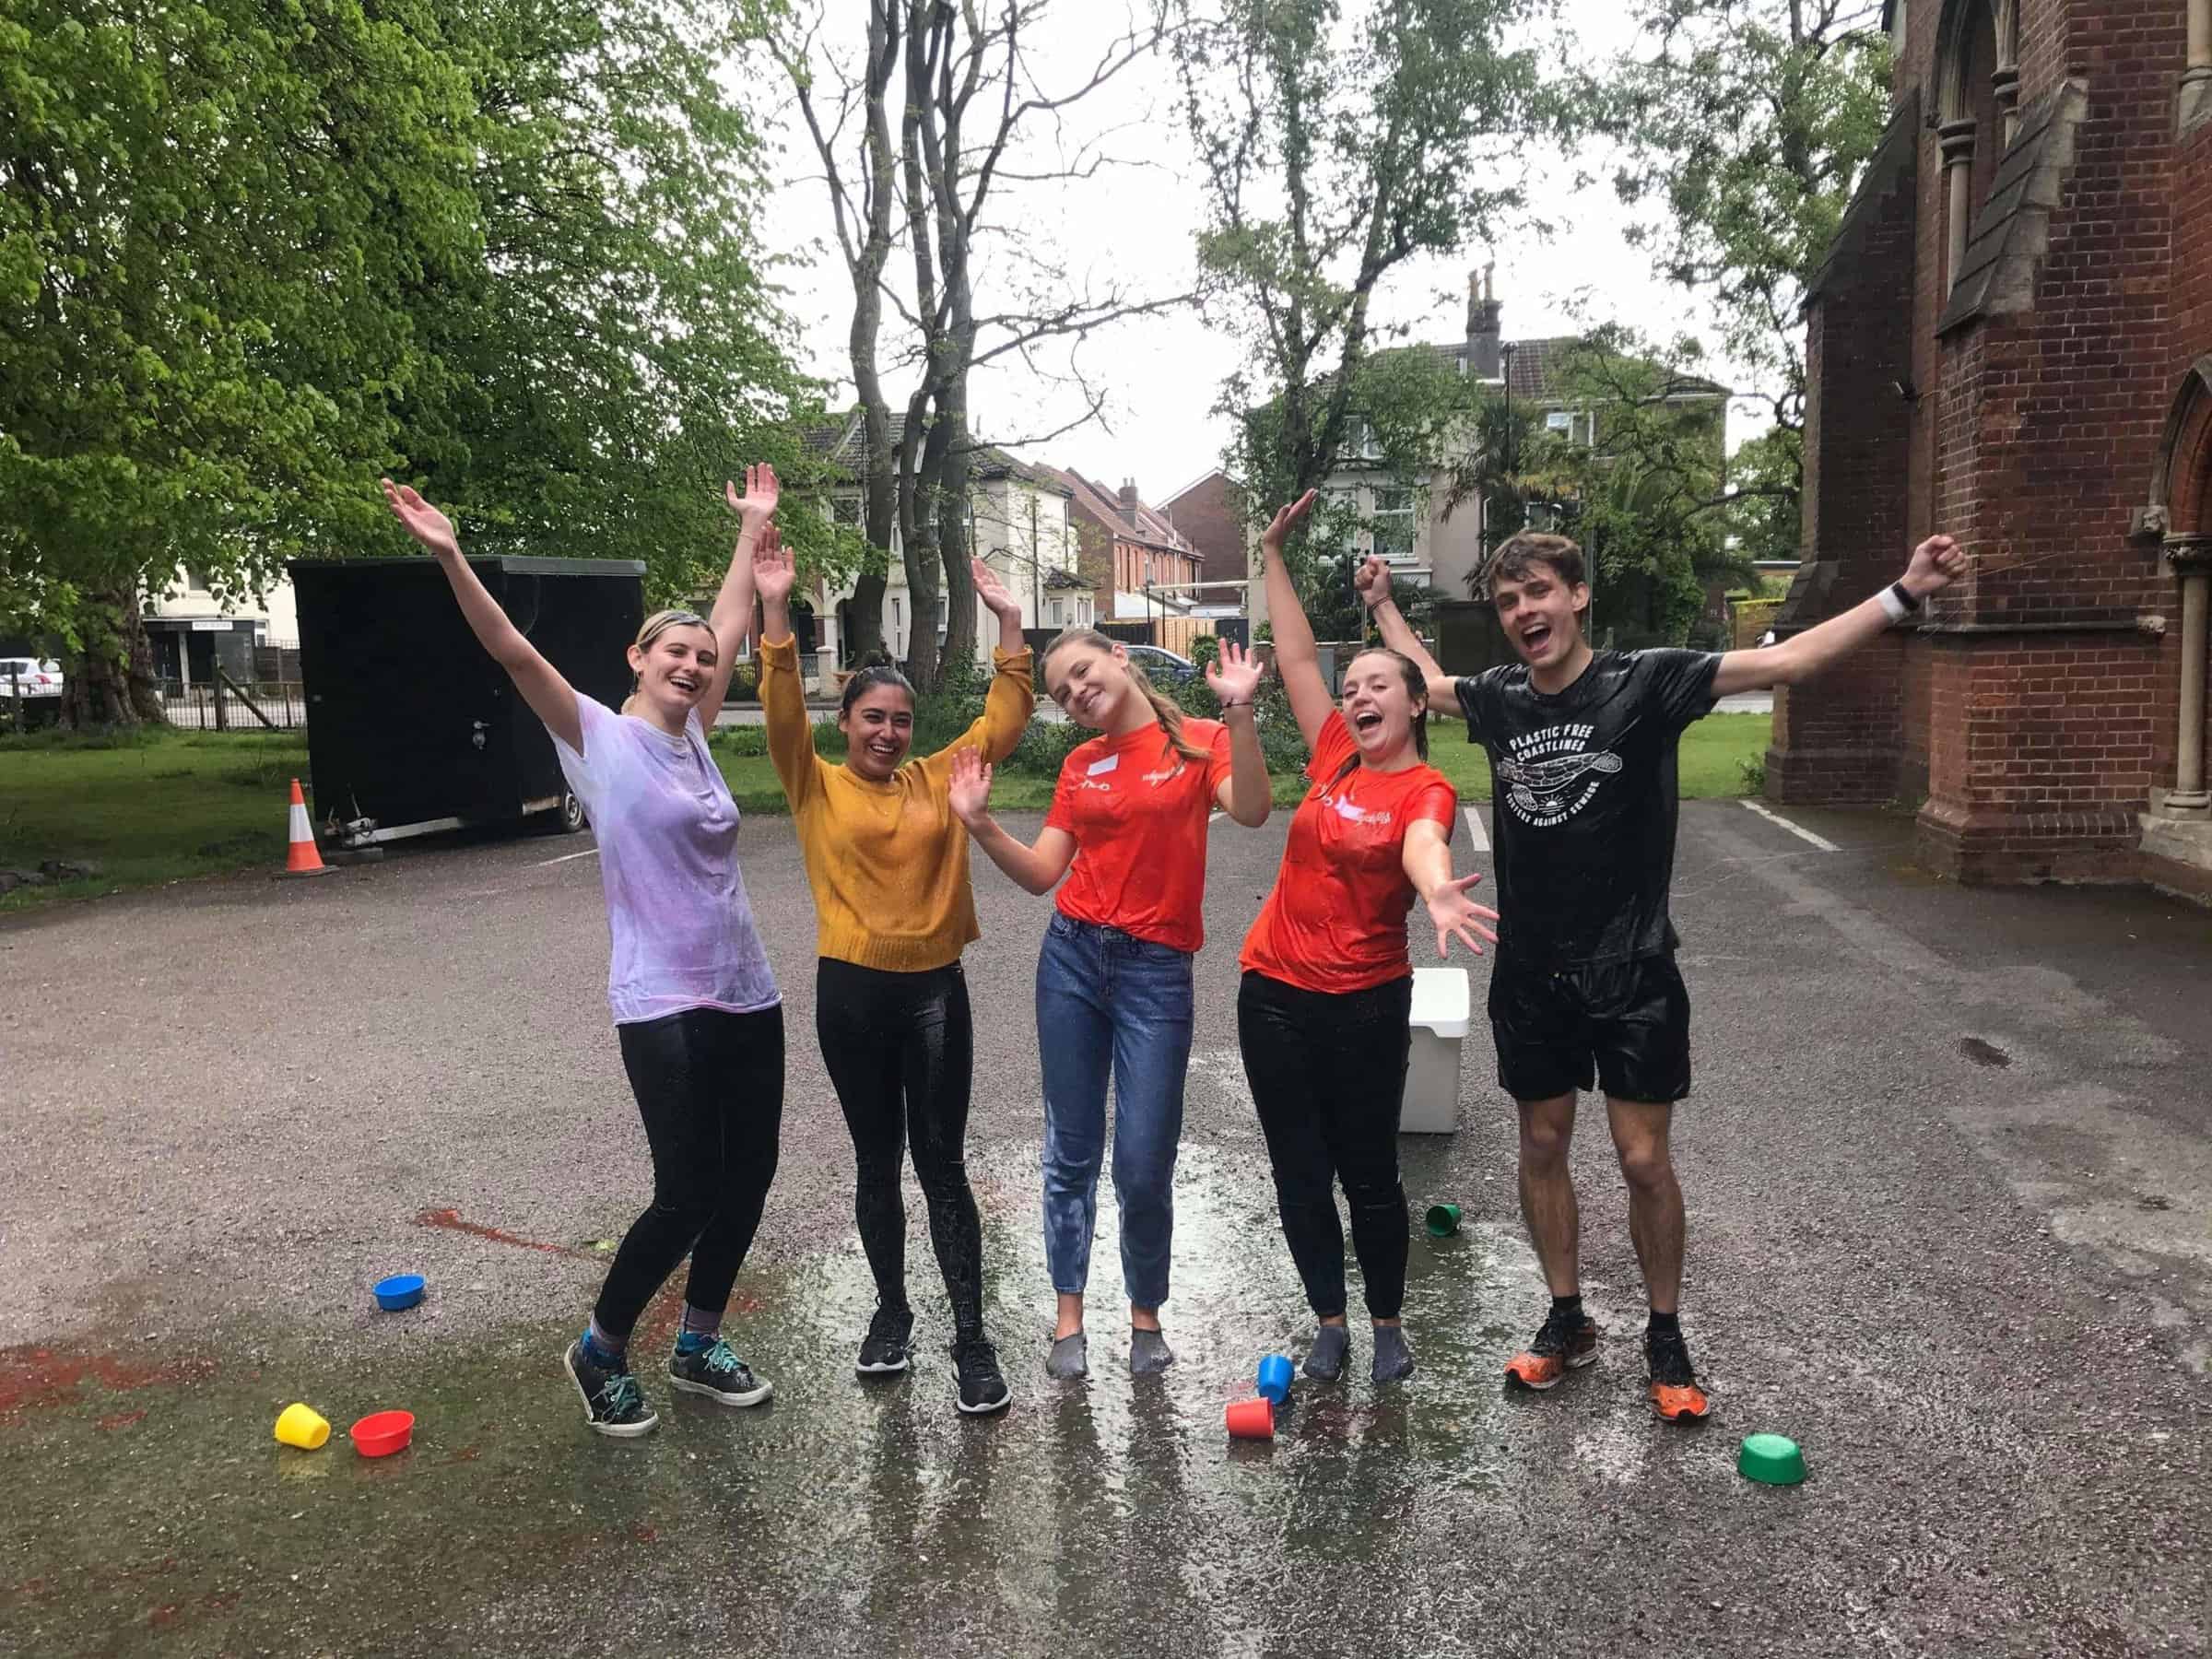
left=1877, top=584, right=1912, bottom=624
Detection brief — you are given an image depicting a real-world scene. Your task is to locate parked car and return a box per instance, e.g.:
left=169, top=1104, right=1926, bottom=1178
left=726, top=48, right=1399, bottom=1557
left=1124, top=644, right=1199, bottom=683
left=0, top=657, right=63, bottom=698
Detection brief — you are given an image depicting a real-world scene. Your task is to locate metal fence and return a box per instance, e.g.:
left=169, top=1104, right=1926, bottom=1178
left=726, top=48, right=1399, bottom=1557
left=157, top=676, right=308, bottom=731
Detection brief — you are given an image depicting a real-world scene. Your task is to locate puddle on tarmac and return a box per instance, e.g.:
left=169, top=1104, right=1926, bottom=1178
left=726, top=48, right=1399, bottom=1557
left=6, top=1140, right=1663, bottom=1654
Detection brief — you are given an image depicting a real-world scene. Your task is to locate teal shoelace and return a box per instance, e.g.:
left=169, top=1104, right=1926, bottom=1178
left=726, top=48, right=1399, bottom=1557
left=598, top=1372, right=646, bottom=1418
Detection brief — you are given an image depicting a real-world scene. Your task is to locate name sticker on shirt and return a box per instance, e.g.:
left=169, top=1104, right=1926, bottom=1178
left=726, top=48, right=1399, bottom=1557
left=1087, top=754, right=1121, bottom=777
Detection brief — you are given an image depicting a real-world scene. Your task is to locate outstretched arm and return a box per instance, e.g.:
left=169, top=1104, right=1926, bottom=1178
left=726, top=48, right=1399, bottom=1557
left=751, top=524, right=818, bottom=808
left=698, top=464, right=777, bottom=729
left=948, top=748, right=1077, bottom=894
left=1401, top=817, right=1498, bottom=959
left=927, top=559, right=1035, bottom=770
left=1712, top=535, right=1967, bottom=696
left=382, top=479, right=582, bottom=753
left=1258, top=491, right=1335, bottom=748
left=1357, top=556, right=1457, bottom=708
left=1204, top=640, right=1271, bottom=827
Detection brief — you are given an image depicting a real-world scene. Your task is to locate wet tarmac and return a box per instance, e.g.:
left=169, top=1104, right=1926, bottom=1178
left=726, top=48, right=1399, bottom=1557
left=5, top=801, right=2209, bottom=1654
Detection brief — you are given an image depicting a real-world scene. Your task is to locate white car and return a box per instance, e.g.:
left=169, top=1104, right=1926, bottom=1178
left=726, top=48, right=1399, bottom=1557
left=0, top=657, right=63, bottom=697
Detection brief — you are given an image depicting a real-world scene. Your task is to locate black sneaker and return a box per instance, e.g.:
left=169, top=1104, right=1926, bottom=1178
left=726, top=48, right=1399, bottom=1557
left=856, top=1304, right=914, bottom=1374
left=564, top=1338, right=659, bottom=1437
left=668, top=1337, right=773, bottom=1407
left=1503, top=1308, right=1599, bottom=1391
left=952, top=1335, right=1011, bottom=1416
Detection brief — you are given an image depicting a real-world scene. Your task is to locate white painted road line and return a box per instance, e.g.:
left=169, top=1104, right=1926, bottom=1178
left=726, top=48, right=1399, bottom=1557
left=1461, top=805, right=1490, bottom=853
left=535, top=846, right=602, bottom=867
left=1738, top=799, right=1840, bottom=853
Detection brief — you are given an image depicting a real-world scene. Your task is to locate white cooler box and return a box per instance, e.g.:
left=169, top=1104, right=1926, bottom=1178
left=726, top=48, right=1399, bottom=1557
left=1402, top=967, right=1469, bottom=1134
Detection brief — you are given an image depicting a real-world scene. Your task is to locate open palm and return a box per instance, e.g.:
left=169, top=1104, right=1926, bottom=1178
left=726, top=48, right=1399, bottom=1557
left=1206, top=639, right=1265, bottom=706
left=381, top=478, right=460, bottom=560
left=724, top=462, right=780, bottom=531
left=947, top=747, right=994, bottom=824
left=752, top=522, right=795, bottom=603
left=971, top=558, right=1021, bottom=620
left=1426, top=874, right=1500, bottom=959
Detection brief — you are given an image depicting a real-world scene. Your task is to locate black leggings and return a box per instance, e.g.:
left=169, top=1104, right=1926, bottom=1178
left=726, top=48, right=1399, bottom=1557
left=816, top=958, right=985, bottom=1339
left=1237, top=971, right=1414, bottom=1320
left=594, top=1004, right=785, bottom=1342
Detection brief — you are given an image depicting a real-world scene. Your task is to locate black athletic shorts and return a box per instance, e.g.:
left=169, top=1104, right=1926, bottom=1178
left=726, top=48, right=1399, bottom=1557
left=1487, top=953, right=1692, bottom=1104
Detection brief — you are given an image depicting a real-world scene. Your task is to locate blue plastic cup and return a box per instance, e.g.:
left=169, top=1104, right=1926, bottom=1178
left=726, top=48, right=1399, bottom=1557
left=1255, top=1354, right=1294, bottom=1405
left=373, top=1273, right=426, bottom=1312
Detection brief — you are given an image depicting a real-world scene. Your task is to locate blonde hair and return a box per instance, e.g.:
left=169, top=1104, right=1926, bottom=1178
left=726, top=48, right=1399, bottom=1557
left=622, top=608, right=713, bottom=716
left=1042, top=628, right=1209, bottom=763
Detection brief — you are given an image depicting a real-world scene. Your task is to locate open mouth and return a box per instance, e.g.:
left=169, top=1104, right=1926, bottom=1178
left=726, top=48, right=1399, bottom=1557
left=865, top=740, right=902, bottom=764
left=1517, top=621, right=1553, bottom=655
left=1351, top=708, right=1384, bottom=737
left=668, top=673, right=702, bottom=697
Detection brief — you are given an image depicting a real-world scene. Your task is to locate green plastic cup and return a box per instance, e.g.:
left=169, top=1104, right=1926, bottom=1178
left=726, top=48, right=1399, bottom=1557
left=1423, top=1203, right=1462, bottom=1238
left=1736, top=1432, right=1806, bottom=1486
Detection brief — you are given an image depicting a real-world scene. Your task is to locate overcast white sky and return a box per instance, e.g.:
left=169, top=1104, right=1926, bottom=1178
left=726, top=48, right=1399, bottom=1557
left=757, top=1, right=1747, bottom=508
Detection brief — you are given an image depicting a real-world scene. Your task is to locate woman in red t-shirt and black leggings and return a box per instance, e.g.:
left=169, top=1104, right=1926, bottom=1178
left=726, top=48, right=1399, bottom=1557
left=950, top=634, right=1272, bottom=1381
left=1240, top=491, right=1498, bottom=1385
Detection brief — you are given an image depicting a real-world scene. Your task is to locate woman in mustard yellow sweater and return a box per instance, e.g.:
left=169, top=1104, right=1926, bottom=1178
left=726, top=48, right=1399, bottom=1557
left=756, top=527, right=1033, bottom=1416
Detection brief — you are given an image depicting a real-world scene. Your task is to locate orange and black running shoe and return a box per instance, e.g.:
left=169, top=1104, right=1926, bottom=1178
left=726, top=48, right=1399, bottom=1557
left=1503, top=1307, right=1599, bottom=1391
left=1645, top=1327, right=1711, bottom=1421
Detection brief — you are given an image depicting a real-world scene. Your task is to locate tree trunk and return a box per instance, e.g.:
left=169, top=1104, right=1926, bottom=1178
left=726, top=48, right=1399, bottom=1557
left=62, top=586, right=165, bottom=728
left=898, top=386, right=944, bottom=690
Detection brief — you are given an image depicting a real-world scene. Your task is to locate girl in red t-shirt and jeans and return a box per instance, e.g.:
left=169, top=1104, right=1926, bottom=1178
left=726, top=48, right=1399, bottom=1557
left=950, top=633, right=1271, bottom=1381
left=1240, top=492, right=1498, bottom=1385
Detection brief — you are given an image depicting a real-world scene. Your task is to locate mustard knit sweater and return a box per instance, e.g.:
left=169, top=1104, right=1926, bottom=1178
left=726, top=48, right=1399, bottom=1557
left=759, top=635, right=1035, bottom=972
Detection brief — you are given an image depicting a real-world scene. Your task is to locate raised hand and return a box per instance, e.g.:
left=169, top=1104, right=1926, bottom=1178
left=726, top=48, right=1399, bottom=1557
left=1353, top=555, right=1393, bottom=610
left=1902, top=533, right=1968, bottom=599
left=752, top=521, right=795, bottom=604
left=947, top=747, right=994, bottom=826
left=381, top=478, right=461, bottom=561
left=1206, top=639, right=1265, bottom=707
left=1425, top=872, right=1500, bottom=959
left=724, top=462, right=780, bottom=533
left=971, top=557, right=1022, bottom=621
left=1263, top=489, right=1319, bottom=549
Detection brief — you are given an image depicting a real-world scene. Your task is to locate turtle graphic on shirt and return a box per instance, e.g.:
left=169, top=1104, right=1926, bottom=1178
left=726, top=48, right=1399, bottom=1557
left=1496, top=748, right=1623, bottom=821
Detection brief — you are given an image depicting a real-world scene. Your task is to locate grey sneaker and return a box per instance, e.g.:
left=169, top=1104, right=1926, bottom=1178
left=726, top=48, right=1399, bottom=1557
left=668, top=1337, right=772, bottom=1406
left=1302, top=1324, right=1350, bottom=1382
left=1129, top=1326, right=1175, bottom=1376
left=1371, top=1324, right=1414, bottom=1383
left=1046, top=1332, right=1089, bottom=1380
left=564, top=1338, right=659, bottom=1438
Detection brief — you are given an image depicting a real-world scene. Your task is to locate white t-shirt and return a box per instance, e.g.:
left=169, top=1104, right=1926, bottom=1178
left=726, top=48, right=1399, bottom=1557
left=552, top=696, right=779, bottom=1025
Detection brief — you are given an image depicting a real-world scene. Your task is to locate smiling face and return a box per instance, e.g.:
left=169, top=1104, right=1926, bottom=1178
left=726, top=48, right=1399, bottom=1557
left=840, top=682, right=916, bottom=780
left=626, top=622, right=718, bottom=721
left=1340, top=649, right=1426, bottom=763
left=1491, top=561, right=1589, bottom=673
left=1043, top=638, right=1139, bottom=732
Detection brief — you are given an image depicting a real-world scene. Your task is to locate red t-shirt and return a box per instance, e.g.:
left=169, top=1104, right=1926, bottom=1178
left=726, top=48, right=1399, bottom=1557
left=1240, top=712, right=1459, bottom=994
left=1045, top=717, right=1233, bottom=953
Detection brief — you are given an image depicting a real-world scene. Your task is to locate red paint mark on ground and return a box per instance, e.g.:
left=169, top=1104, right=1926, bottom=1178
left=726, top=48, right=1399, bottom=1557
left=4, top=1557, right=180, bottom=1609
left=97, top=1408, right=148, bottom=1431
left=631, top=1524, right=660, bottom=1544
left=0, top=1346, right=215, bottom=1423
left=414, top=1208, right=599, bottom=1262
left=444, top=1444, right=481, bottom=1465
left=633, top=1280, right=686, bottom=1351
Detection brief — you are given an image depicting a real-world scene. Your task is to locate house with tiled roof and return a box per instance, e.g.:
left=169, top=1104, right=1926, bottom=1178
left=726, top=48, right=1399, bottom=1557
left=1307, top=270, right=1729, bottom=609
left=802, top=408, right=1088, bottom=666
left=1046, top=468, right=1213, bottom=656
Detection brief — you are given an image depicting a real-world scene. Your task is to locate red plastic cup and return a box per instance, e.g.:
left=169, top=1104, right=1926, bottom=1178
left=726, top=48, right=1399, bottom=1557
left=349, top=1409, right=416, bottom=1457
left=1225, top=1396, right=1274, bottom=1440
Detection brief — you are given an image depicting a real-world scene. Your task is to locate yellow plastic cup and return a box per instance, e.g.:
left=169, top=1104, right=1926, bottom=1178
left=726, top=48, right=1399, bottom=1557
left=275, top=1402, right=332, bottom=1451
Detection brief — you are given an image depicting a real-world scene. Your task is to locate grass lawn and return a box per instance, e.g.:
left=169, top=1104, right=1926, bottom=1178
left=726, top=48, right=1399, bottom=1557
left=0, top=730, right=312, bottom=910
left=0, top=712, right=1774, bottom=910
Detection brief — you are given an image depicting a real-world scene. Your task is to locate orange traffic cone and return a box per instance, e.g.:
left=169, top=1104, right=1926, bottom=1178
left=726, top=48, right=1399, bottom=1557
left=282, top=778, right=334, bottom=877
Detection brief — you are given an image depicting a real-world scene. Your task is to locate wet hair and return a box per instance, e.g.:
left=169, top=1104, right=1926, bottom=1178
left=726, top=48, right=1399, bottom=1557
left=1329, top=646, right=1430, bottom=783
left=839, top=663, right=915, bottom=718
left=1041, top=629, right=1208, bottom=762
left=1481, top=531, right=1586, bottom=596
left=622, top=608, right=714, bottom=716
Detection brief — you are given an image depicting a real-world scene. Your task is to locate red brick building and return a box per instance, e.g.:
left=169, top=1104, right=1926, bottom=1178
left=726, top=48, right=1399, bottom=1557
left=1776, top=0, right=2212, bottom=896
left=1049, top=468, right=1211, bottom=655
left=1159, top=469, right=1245, bottom=575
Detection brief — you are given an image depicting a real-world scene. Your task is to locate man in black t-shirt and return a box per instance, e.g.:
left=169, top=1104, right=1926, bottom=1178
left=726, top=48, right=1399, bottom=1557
left=1362, top=526, right=1964, bottom=1420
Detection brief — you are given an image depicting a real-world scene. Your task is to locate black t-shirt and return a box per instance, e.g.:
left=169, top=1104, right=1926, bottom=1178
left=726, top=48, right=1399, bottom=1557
left=1455, top=649, right=1721, bottom=970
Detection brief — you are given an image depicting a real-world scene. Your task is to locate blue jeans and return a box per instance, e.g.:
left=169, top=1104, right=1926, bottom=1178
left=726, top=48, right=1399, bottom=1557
left=1036, top=913, right=1194, bottom=1308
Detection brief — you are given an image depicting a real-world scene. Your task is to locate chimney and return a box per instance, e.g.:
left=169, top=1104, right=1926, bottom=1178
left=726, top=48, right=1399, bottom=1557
left=1466, top=263, right=1502, bottom=380
left=1118, top=479, right=1141, bottom=520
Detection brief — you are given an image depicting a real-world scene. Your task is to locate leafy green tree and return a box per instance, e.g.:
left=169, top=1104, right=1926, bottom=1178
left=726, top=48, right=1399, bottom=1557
left=1605, top=0, right=1892, bottom=538
left=1173, top=0, right=1566, bottom=583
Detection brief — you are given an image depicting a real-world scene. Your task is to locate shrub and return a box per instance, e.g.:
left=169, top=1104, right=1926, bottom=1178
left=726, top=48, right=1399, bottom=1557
left=1188, top=634, right=1219, bottom=670
left=1738, top=754, right=1767, bottom=795
left=709, top=724, right=769, bottom=758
